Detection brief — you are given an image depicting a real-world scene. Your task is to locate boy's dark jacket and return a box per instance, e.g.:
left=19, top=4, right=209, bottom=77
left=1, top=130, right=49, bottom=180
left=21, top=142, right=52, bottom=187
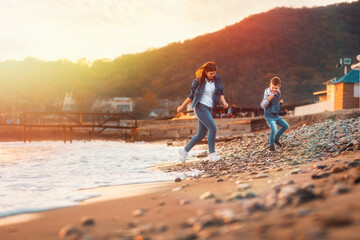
left=260, top=87, right=281, bottom=117
left=188, top=75, right=224, bottom=108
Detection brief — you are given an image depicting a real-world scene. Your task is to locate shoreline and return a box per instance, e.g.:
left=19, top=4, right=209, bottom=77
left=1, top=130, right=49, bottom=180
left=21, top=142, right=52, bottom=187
left=1, top=151, right=359, bottom=239
left=0, top=181, right=173, bottom=227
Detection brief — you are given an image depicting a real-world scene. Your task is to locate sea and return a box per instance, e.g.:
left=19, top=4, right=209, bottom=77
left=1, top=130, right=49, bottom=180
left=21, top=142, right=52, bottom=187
left=0, top=141, right=202, bottom=218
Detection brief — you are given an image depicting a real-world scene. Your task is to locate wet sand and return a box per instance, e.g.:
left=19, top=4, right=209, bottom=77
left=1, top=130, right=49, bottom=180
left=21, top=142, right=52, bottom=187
left=0, top=151, right=359, bottom=240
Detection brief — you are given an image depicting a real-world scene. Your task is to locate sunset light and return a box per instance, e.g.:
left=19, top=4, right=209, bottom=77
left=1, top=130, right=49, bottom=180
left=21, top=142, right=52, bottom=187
left=0, top=0, right=355, bottom=62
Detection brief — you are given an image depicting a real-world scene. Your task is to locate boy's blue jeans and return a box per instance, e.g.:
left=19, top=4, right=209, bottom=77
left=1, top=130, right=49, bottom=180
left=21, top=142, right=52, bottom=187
left=265, top=116, right=289, bottom=147
left=185, top=103, right=217, bottom=153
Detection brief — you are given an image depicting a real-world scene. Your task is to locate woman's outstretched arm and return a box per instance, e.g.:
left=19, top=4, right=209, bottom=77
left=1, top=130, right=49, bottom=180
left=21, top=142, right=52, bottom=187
left=220, top=95, right=229, bottom=108
left=177, top=97, right=192, bottom=113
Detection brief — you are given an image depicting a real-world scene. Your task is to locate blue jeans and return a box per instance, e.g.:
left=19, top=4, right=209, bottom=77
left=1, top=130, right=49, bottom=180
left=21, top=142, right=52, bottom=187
left=265, top=116, right=289, bottom=147
left=185, top=103, right=217, bottom=153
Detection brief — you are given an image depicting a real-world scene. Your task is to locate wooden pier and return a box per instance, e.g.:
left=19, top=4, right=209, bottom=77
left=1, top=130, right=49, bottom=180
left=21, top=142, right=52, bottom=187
left=0, top=112, right=138, bottom=143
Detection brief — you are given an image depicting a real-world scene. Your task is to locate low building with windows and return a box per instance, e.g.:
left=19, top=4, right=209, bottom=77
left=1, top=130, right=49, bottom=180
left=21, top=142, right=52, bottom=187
left=295, top=70, right=359, bottom=116
left=91, top=97, right=134, bottom=113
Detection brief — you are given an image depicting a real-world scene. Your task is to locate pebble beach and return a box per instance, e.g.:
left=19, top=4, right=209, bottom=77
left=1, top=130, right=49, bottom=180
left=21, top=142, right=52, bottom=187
left=0, top=117, right=359, bottom=240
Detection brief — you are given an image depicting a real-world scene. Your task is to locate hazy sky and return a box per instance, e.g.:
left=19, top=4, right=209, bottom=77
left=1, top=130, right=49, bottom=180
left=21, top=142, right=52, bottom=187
left=0, top=0, right=355, bottom=62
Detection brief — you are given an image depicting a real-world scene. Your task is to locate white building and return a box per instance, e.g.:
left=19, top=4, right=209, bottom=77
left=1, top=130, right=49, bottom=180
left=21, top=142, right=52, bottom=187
left=92, top=97, right=134, bottom=113
left=62, top=92, right=77, bottom=112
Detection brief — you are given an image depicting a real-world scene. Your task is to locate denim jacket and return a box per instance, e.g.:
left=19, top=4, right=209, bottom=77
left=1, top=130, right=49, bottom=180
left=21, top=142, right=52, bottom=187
left=188, top=75, right=224, bottom=109
left=260, top=87, right=281, bottom=117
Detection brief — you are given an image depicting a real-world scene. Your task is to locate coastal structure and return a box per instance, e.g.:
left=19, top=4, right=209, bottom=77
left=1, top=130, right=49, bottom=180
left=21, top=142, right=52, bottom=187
left=62, top=92, right=77, bottom=112
left=92, top=97, right=134, bottom=113
left=295, top=70, right=359, bottom=116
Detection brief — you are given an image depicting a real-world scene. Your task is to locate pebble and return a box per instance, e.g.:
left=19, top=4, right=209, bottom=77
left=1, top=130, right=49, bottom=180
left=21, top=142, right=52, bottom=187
left=196, top=151, right=208, bottom=158
left=58, top=224, right=80, bottom=239
left=320, top=215, right=354, bottom=227
left=245, top=192, right=257, bottom=199
left=332, top=166, right=345, bottom=173
left=199, top=192, right=215, bottom=200
left=216, top=178, right=225, bottom=182
left=179, top=199, right=191, bottom=205
left=256, top=173, right=269, bottom=179
left=132, top=209, right=145, bottom=217
left=290, top=168, right=301, bottom=174
left=175, top=177, right=182, bottom=182
left=225, top=192, right=244, bottom=201
left=237, top=183, right=251, bottom=191
left=311, top=172, right=331, bottom=179
left=306, top=228, right=327, bottom=239
left=313, top=164, right=327, bottom=170
left=160, top=117, right=360, bottom=179
left=80, top=216, right=95, bottom=226
left=214, top=209, right=236, bottom=223
left=332, top=183, right=350, bottom=194
left=154, top=223, right=168, bottom=233
left=278, top=186, right=300, bottom=200
left=176, top=233, right=197, bottom=240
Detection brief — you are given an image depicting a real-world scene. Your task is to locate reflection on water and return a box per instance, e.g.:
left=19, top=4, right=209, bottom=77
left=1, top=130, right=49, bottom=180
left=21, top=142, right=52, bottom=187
left=0, top=141, right=202, bottom=218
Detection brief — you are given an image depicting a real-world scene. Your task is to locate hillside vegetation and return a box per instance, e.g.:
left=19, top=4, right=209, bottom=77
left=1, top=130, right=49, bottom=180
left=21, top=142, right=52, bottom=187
left=0, top=1, right=359, bottom=117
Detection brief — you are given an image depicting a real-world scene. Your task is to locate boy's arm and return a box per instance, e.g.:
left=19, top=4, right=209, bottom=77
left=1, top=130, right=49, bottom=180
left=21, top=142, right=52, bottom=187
left=260, top=92, right=274, bottom=109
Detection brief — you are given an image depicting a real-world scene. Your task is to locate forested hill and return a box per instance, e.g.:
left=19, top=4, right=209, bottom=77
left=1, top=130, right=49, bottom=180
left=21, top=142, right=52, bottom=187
left=0, top=1, right=359, bottom=114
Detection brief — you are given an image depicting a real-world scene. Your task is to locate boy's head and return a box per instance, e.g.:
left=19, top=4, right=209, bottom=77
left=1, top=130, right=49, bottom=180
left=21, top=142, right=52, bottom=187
left=270, top=76, right=281, bottom=94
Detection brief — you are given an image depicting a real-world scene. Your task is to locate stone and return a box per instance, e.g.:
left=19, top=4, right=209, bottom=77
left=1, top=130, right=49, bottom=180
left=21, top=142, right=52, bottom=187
left=58, top=224, right=80, bottom=239
left=175, top=177, right=182, bottom=182
left=211, top=198, right=223, bottom=204
left=237, top=183, right=251, bottom=191
left=132, top=209, right=145, bottom=217
left=179, top=199, right=191, bottom=205
left=320, top=215, right=353, bottom=227
left=246, top=201, right=266, bottom=213
left=332, top=166, right=345, bottom=173
left=154, top=223, right=168, bottom=233
left=278, top=186, right=300, bottom=200
left=214, top=209, right=236, bottom=223
left=313, top=164, right=327, bottom=170
left=256, top=173, right=269, bottom=179
left=158, top=201, right=166, bottom=206
left=200, top=192, right=215, bottom=200
left=175, top=233, right=197, bottom=240
left=172, top=186, right=184, bottom=191
left=216, top=178, right=225, bottom=182
left=311, top=172, right=331, bottom=179
left=306, top=228, right=327, bottom=239
left=290, top=168, right=301, bottom=174
left=225, top=192, right=244, bottom=201
left=245, top=192, right=257, bottom=199
left=196, top=151, right=208, bottom=158
left=332, top=184, right=350, bottom=194
left=80, top=216, right=95, bottom=226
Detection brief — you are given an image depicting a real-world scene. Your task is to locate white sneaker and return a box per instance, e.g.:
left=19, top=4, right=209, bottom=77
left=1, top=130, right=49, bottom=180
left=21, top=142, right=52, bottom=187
left=179, top=148, right=188, bottom=164
left=209, top=153, right=221, bottom=162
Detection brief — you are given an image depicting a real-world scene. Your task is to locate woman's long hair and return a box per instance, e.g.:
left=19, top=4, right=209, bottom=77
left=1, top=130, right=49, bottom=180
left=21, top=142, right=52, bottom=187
left=195, top=62, right=217, bottom=84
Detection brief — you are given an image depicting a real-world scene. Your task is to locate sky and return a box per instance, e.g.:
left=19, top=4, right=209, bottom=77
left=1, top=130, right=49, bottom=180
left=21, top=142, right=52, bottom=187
left=0, top=0, right=355, bottom=62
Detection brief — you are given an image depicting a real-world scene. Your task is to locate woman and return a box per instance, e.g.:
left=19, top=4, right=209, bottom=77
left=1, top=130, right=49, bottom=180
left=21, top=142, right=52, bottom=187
left=177, top=62, right=228, bottom=164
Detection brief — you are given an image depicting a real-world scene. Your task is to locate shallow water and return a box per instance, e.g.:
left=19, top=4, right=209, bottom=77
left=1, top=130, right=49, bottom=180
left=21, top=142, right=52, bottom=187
left=0, top=141, right=202, bottom=218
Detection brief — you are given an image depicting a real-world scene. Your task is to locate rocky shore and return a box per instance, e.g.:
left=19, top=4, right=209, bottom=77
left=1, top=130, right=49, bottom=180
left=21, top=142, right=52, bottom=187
left=162, top=117, right=360, bottom=177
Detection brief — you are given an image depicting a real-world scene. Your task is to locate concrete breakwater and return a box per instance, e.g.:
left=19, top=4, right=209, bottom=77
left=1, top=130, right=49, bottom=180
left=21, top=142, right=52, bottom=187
left=0, top=109, right=358, bottom=142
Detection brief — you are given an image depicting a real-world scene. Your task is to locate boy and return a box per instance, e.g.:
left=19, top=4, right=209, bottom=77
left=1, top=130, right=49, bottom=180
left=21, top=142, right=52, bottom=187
left=260, top=76, right=289, bottom=151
